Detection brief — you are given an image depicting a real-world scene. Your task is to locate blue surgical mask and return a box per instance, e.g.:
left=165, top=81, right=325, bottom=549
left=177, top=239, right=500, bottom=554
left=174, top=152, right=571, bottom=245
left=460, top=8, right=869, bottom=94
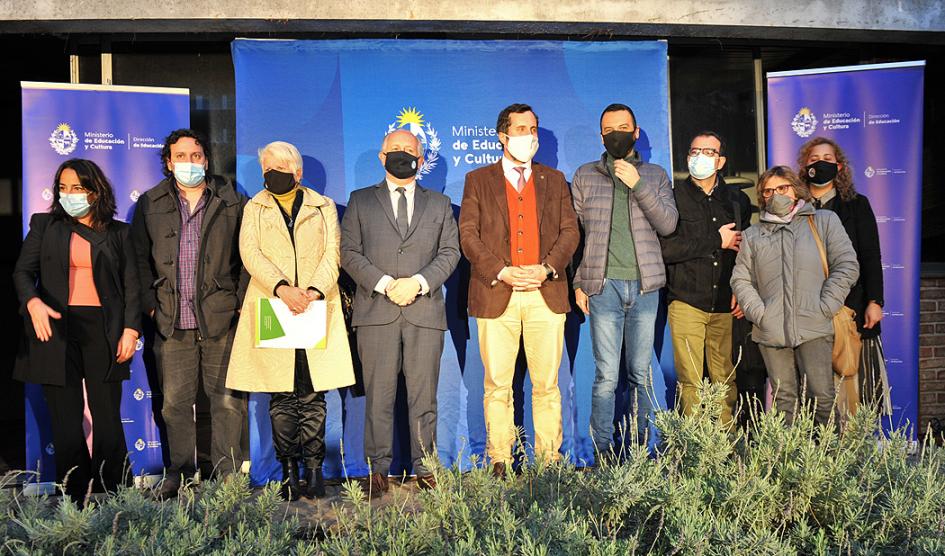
left=688, top=154, right=718, bottom=180
left=59, top=192, right=91, bottom=218
left=173, top=162, right=206, bottom=188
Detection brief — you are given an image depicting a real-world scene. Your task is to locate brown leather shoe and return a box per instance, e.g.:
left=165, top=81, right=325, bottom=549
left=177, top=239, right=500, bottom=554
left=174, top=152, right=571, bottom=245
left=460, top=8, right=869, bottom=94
left=491, top=462, right=507, bottom=479
left=368, top=472, right=389, bottom=497
left=417, top=474, right=437, bottom=490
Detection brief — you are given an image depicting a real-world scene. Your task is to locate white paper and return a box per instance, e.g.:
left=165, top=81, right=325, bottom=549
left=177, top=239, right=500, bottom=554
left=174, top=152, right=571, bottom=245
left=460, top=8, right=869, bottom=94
left=255, top=297, right=327, bottom=349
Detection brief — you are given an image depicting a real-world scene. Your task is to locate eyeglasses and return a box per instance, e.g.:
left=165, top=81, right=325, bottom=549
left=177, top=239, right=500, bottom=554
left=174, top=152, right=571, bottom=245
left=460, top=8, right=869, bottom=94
left=688, top=147, right=720, bottom=157
left=761, top=184, right=791, bottom=198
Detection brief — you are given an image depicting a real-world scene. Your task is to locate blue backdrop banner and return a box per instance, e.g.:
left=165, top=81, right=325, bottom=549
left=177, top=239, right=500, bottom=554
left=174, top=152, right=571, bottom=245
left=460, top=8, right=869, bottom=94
left=233, top=38, right=673, bottom=484
left=20, top=82, right=190, bottom=486
left=766, top=61, right=925, bottom=435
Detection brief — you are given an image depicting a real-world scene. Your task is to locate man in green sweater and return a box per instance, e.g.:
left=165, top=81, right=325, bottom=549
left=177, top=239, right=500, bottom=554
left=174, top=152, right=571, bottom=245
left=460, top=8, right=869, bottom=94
left=571, top=103, right=678, bottom=459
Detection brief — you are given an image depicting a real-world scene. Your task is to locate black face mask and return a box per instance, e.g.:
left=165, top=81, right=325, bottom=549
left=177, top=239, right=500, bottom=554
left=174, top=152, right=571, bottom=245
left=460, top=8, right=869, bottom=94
left=384, top=151, right=419, bottom=179
left=603, top=130, right=636, bottom=160
left=264, top=169, right=296, bottom=195
left=805, top=160, right=838, bottom=186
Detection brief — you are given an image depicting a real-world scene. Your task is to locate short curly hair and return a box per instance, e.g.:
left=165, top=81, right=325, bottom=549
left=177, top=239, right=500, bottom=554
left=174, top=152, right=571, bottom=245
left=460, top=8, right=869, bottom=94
left=160, top=128, right=212, bottom=178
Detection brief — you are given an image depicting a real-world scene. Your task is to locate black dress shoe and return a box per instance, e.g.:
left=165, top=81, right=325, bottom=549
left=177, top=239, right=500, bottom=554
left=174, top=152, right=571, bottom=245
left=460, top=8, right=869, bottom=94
left=594, top=449, right=620, bottom=468
left=491, top=462, right=507, bottom=479
left=279, top=460, right=301, bottom=502
left=154, top=476, right=182, bottom=501
left=368, top=472, right=389, bottom=498
left=417, top=474, right=437, bottom=490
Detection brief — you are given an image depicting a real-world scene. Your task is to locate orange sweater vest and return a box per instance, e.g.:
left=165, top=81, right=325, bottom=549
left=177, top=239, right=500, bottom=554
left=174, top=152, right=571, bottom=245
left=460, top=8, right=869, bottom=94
left=505, top=175, right=540, bottom=266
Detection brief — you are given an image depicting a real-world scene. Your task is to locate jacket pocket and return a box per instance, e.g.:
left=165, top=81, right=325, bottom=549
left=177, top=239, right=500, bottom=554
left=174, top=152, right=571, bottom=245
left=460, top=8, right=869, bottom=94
left=797, top=298, right=832, bottom=338
left=202, top=288, right=239, bottom=316
left=212, top=276, right=236, bottom=293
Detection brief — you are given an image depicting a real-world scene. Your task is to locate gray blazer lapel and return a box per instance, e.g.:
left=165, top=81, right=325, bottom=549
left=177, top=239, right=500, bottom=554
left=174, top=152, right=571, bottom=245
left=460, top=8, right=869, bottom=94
left=404, top=186, right=429, bottom=239
left=372, top=182, right=399, bottom=234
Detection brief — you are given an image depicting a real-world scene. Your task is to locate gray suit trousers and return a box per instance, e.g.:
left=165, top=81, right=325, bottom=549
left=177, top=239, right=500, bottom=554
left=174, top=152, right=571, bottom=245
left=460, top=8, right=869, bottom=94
left=358, top=315, right=443, bottom=476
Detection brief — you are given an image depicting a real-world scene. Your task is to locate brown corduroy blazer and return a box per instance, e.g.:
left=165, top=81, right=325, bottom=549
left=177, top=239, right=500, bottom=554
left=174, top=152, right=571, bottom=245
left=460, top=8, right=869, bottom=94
left=458, top=161, right=579, bottom=319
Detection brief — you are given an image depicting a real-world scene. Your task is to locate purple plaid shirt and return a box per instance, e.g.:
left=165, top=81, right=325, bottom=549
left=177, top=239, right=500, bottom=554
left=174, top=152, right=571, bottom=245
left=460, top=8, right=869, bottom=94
left=176, top=188, right=209, bottom=329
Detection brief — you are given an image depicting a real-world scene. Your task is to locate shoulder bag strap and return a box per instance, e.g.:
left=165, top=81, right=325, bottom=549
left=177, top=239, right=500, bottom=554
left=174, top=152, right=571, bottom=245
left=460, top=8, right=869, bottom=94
left=806, top=215, right=829, bottom=279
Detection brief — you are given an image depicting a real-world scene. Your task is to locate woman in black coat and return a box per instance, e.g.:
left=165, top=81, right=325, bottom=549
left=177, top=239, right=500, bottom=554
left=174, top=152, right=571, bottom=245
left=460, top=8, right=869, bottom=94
left=14, top=159, right=141, bottom=503
left=798, top=137, right=888, bottom=414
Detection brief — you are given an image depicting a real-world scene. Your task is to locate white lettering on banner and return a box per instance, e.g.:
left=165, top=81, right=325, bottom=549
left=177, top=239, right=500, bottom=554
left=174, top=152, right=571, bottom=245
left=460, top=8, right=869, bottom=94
left=451, top=125, right=496, bottom=137
left=451, top=124, right=502, bottom=166
left=83, top=132, right=127, bottom=152
left=875, top=216, right=908, bottom=224
left=85, top=138, right=125, bottom=145
left=820, top=111, right=862, bottom=131
left=472, top=139, right=502, bottom=150
left=131, top=133, right=163, bottom=149
left=464, top=153, right=503, bottom=165
left=867, top=113, right=902, bottom=125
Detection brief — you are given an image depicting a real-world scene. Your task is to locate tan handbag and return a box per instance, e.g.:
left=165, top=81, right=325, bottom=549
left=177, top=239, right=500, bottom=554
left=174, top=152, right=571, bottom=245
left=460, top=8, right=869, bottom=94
left=807, top=215, right=861, bottom=378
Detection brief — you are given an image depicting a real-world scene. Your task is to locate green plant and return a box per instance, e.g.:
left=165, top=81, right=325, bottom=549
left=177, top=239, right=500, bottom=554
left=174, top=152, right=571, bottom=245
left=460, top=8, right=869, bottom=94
left=3, top=382, right=943, bottom=555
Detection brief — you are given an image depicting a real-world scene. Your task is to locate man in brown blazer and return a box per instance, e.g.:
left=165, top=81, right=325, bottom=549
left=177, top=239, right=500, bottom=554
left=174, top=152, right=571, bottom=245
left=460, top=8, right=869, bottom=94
left=458, top=103, right=579, bottom=476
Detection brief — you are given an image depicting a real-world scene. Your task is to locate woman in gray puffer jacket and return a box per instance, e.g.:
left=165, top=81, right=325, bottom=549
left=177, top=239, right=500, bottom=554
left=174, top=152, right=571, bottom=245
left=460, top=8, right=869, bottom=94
left=731, top=166, right=858, bottom=427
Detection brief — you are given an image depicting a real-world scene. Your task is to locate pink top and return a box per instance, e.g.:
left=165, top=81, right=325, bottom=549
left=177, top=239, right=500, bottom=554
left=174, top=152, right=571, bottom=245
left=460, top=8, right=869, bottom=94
left=68, top=232, right=101, bottom=307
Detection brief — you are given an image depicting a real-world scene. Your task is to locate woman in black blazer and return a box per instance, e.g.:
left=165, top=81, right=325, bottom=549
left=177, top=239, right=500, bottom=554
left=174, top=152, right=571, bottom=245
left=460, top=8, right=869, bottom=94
left=14, top=159, right=141, bottom=503
left=798, top=137, right=888, bottom=414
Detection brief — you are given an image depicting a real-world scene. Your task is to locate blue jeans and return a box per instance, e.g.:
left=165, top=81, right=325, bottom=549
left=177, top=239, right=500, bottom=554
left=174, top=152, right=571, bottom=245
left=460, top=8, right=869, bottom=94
left=588, top=279, right=659, bottom=452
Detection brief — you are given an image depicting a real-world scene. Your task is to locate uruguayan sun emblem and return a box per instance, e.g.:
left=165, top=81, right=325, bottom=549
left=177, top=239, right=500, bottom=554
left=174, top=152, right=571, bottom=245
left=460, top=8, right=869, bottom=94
left=49, top=123, right=79, bottom=155
left=387, top=107, right=440, bottom=180
left=791, top=107, right=818, bottom=138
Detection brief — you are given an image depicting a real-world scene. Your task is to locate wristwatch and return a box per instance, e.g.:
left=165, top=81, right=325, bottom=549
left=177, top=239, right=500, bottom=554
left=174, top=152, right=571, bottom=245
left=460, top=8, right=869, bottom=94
left=542, top=263, right=555, bottom=280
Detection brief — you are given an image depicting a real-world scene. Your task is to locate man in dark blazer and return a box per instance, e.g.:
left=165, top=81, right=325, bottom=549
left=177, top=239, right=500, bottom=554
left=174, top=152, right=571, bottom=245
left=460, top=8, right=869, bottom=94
left=341, top=129, right=460, bottom=495
left=458, top=103, right=579, bottom=477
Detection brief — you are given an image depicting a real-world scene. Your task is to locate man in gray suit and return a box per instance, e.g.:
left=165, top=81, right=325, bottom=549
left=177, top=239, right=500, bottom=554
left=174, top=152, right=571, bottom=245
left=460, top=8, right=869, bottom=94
left=341, top=129, right=460, bottom=495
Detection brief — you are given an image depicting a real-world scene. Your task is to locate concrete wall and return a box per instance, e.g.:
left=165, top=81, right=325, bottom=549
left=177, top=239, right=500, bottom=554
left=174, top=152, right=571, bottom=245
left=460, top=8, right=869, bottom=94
left=1, top=0, right=943, bottom=33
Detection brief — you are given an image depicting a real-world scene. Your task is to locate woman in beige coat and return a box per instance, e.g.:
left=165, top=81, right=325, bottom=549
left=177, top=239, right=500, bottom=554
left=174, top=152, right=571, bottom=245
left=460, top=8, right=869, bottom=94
left=226, top=141, right=354, bottom=500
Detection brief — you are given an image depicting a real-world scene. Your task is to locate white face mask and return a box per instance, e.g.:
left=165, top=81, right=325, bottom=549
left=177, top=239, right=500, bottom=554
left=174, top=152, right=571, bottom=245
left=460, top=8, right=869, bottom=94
left=505, top=133, right=539, bottom=163
left=688, top=154, right=718, bottom=180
